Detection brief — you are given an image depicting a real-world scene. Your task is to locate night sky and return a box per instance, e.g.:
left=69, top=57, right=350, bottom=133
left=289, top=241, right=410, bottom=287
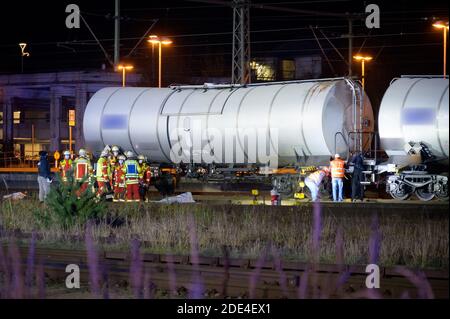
left=0, top=0, right=448, bottom=107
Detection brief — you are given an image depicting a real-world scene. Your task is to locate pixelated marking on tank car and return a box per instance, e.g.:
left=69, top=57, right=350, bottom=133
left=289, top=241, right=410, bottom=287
left=402, top=108, right=436, bottom=125
left=102, top=115, right=128, bottom=129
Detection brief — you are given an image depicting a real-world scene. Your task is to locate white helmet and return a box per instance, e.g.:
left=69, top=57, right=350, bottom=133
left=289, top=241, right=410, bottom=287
left=100, top=150, right=109, bottom=157
left=63, top=150, right=71, bottom=156
left=335, top=153, right=340, bottom=158
left=126, top=151, right=134, bottom=158
left=78, top=149, right=87, bottom=157
left=137, top=154, right=145, bottom=162
left=111, top=145, right=120, bottom=153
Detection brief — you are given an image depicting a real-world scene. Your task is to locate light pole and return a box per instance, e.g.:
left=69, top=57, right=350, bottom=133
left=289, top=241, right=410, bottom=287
left=353, top=55, right=373, bottom=90
left=117, top=64, right=134, bottom=87
left=433, top=21, right=449, bottom=77
left=19, top=43, right=30, bottom=73
left=148, top=35, right=173, bottom=88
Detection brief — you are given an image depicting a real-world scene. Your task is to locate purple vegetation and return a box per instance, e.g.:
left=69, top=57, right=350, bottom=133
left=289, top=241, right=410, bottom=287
left=85, top=222, right=101, bottom=297
left=187, top=213, right=204, bottom=299
left=129, top=238, right=144, bottom=299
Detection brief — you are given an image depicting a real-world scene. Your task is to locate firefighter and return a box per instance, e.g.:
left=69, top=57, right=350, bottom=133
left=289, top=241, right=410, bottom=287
left=137, top=154, right=152, bottom=202
left=73, top=148, right=93, bottom=197
left=109, top=145, right=121, bottom=189
left=304, top=167, right=329, bottom=202
left=59, top=150, right=73, bottom=183
left=96, top=151, right=111, bottom=198
left=113, top=155, right=127, bottom=202
left=330, top=153, right=346, bottom=202
left=123, top=151, right=142, bottom=202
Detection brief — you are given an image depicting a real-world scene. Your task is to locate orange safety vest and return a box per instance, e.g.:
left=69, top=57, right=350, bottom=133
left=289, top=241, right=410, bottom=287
left=330, top=159, right=345, bottom=178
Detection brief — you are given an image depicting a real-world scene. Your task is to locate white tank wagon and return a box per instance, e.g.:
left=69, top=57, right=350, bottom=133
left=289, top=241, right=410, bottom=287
left=83, top=78, right=374, bottom=168
left=377, top=76, right=448, bottom=201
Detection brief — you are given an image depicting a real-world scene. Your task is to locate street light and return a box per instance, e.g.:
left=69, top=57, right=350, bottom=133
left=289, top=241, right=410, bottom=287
left=117, top=64, right=134, bottom=87
left=353, top=55, right=373, bottom=90
left=19, top=42, right=30, bottom=73
left=148, top=35, right=173, bottom=88
left=433, top=21, right=449, bottom=77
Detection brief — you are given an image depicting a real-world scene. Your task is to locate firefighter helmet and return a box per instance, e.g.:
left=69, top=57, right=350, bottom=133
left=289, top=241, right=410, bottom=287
left=125, top=151, right=135, bottom=158
left=63, top=150, right=71, bottom=156
left=78, top=149, right=87, bottom=157
left=118, top=155, right=126, bottom=161
left=111, top=145, right=120, bottom=153
left=137, top=154, right=145, bottom=162
left=100, top=150, right=109, bottom=157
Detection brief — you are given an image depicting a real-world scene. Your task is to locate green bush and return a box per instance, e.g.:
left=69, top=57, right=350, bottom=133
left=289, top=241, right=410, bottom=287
left=41, top=170, right=106, bottom=229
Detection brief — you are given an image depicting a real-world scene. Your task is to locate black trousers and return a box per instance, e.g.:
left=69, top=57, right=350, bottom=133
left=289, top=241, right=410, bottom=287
left=351, top=169, right=364, bottom=200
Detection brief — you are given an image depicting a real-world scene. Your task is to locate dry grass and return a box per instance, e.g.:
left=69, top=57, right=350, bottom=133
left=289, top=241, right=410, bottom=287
left=0, top=199, right=448, bottom=269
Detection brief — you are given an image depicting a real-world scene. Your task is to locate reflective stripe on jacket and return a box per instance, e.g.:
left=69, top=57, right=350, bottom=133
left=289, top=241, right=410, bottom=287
left=330, top=159, right=345, bottom=178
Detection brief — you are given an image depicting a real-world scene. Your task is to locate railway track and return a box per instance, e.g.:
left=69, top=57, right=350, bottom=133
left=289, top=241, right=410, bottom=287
left=2, top=245, right=448, bottom=299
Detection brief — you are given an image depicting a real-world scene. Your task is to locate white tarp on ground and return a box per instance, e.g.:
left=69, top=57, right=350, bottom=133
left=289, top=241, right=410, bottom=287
left=3, top=192, right=27, bottom=200
left=155, top=192, right=196, bottom=204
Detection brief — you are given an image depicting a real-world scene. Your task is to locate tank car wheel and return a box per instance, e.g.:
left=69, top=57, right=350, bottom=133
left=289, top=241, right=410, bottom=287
left=435, top=182, right=449, bottom=201
left=389, top=183, right=412, bottom=200
left=415, top=188, right=435, bottom=201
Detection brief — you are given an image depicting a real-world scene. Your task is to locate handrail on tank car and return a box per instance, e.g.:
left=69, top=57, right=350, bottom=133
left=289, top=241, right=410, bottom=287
left=390, top=75, right=449, bottom=85
left=169, top=77, right=348, bottom=90
left=334, top=132, right=350, bottom=161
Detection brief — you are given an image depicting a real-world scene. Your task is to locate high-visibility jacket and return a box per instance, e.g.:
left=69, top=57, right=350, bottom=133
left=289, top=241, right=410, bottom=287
left=96, top=157, right=111, bottom=182
left=305, top=170, right=326, bottom=186
left=114, top=165, right=126, bottom=188
left=74, top=157, right=93, bottom=182
left=59, top=159, right=73, bottom=181
left=330, top=159, right=345, bottom=178
left=138, top=163, right=151, bottom=184
left=122, top=159, right=141, bottom=184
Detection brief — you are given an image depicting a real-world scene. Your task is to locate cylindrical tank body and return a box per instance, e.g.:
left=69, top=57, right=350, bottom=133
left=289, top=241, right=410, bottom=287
left=379, top=76, right=449, bottom=165
left=83, top=79, right=373, bottom=166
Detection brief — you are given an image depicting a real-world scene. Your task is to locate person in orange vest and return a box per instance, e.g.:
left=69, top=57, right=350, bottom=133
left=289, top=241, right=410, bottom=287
left=330, top=153, right=346, bottom=202
left=96, top=151, right=111, bottom=198
left=123, top=151, right=142, bottom=202
left=59, top=150, right=73, bottom=183
left=113, top=155, right=127, bottom=202
left=74, top=148, right=93, bottom=197
left=304, top=167, right=329, bottom=202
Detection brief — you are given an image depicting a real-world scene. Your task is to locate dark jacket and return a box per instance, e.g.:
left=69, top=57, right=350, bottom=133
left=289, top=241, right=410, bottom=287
left=38, top=155, right=51, bottom=178
left=350, top=153, right=364, bottom=171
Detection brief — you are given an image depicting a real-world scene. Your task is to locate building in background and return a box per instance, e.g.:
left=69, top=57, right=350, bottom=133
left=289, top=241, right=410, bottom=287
left=0, top=71, right=143, bottom=165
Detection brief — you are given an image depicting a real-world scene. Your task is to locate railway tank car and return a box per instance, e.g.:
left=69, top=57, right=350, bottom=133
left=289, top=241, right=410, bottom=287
left=377, top=75, right=448, bottom=201
left=84, top=78, right=374, bottom=167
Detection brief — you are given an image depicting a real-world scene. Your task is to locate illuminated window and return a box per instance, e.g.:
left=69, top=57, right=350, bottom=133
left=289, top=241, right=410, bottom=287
left=281, top=60, right=295, bottom=80
left=13, top=111, right=21, bottom=124
left=250, top=60, right=275, bottom=81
